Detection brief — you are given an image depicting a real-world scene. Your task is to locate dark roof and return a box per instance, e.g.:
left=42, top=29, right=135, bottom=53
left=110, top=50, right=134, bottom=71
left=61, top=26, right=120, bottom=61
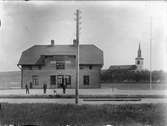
left=135, top=57, right=144, bottom=60
left=18, top=44, right=103, bottom=66
left=109, top=65, right=137, bottom=70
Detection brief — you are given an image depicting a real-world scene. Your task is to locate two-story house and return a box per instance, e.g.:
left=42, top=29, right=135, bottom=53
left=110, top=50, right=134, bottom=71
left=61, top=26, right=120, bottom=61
left=17, top=40, right=103, bottom=89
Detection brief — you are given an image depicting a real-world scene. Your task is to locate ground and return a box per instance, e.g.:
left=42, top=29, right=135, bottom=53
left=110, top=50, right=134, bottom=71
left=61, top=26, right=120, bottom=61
left=0, top=103, right=166, bottom=126
left=0, top=88, right=166, bottom=104
left=0, top=83, right=166, bottom=126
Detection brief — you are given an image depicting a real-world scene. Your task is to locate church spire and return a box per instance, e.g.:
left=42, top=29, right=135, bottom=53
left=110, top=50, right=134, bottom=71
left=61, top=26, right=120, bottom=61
left=137, top=43, right=141, bottom=58
left=135, top=42, right=144, bottom=71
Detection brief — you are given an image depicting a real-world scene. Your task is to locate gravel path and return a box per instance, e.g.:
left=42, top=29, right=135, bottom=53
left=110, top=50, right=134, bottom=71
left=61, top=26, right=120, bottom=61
left=0, top=89, right=166, bottom=104
left=0, top=98, right=167, bottom=104
left=0, top=88, right=166, bottom=96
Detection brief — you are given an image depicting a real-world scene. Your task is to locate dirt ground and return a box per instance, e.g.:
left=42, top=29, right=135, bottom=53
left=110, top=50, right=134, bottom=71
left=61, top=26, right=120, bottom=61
left=0, top=88, right=166, bottom=95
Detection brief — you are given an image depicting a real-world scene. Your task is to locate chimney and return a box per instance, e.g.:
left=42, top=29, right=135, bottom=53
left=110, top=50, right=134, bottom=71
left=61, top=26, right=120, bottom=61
left=51, top=40, right=54, bottom=46
left=73, top=39, right=77, bottom=47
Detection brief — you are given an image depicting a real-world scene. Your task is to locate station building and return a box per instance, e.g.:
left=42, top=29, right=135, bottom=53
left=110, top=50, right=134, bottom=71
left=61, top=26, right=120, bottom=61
left=17, top=40, right=103, bottom=89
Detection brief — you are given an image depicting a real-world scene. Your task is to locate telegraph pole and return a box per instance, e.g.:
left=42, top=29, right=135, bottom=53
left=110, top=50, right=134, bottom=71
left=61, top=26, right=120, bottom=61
left=150, top=16, right=152, bottom=90
left=75, top=9, right=81, bottom=104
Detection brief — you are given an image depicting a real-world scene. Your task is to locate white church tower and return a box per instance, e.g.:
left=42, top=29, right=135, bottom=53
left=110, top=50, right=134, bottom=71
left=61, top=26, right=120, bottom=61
left=135, top=43, right=144, bottom=71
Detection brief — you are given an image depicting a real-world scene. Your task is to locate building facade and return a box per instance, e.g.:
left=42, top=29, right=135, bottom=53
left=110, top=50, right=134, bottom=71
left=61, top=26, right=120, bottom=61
left=17, top=40, right=103, bottom=89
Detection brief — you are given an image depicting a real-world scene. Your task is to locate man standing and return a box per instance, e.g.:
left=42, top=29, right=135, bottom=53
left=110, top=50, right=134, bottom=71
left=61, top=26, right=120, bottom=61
left=25, top=83, right=29, bottom=94
left=43, top=83, right=47, bottom=94
left=62, top=83, right=66, bottom=94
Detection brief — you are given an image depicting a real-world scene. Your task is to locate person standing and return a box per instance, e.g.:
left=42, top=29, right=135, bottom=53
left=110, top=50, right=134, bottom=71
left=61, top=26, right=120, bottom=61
left=43, top=83, right=47, bottom=94
left=25, top=83, right=29, bottom=94
left=62, top=83, right=66, bottom=94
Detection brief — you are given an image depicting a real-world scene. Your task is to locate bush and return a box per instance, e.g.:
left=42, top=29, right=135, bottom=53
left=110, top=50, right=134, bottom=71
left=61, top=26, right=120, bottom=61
left=101, top=69, right=167, bottom=83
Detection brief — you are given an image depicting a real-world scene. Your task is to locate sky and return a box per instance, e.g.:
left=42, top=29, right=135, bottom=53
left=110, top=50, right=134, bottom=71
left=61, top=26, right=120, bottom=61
left=0, top=1, right=166, bottom=72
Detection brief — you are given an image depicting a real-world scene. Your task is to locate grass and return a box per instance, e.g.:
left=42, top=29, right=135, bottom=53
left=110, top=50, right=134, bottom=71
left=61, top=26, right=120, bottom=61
left=0, top=94, right=166, bottom=99
left=0, top=103, right=166, bottom=126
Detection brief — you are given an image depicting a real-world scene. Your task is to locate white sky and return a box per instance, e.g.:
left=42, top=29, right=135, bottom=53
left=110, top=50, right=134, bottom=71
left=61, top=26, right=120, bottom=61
left=0, top=1, right=166, bottom=71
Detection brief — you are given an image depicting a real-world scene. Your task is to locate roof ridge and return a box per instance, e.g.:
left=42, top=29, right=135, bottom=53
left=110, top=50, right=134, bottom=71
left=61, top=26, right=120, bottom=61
left=33, top=44, right=95, bottom=46
left=110, top=64, right=135, bottom=66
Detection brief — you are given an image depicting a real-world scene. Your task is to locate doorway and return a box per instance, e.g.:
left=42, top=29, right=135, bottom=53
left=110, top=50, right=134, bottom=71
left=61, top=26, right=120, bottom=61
left=57, top=75, right=64, bottom=88
left=65, top=75, right=71, bottom=87
left=50, top=75, right=71, bottom=88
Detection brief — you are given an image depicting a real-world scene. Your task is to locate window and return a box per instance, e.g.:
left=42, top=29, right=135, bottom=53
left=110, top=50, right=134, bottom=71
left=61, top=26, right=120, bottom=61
left=50, top=76, right=56, bottom=85
left=56, top=61, right=65, bottom=69
left=80, top=66, right=84, bottom=69
left=89, top=66, right=92, bottom=70
left=65, top=75, right=71, bottom=85
left=38, top=66, right=41, bottom=70
left=83, top=75, right=89, bottom=85
left=137, top=61, right=140, bottom=65
left=32, top=75, right=39, bottom=85
left=29, top=66, right=32, bottom=70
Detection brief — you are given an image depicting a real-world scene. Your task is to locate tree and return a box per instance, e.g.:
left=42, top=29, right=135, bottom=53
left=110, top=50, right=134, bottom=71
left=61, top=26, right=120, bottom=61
left=100, top=69, right=166, bottom=83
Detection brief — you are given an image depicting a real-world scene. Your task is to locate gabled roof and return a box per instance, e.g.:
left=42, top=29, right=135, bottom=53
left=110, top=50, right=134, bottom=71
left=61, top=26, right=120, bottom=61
left=18, top=44, right=103, bottom=66
left=109, top=65, right=137, bottom=70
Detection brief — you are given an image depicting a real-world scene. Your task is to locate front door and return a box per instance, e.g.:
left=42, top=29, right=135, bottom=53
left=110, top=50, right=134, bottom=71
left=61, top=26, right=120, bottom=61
left=57, top=75, right=64, bottom=88
left=65, top=75, right=71, bottom=88
left=50, top=75, right=56, bottom=87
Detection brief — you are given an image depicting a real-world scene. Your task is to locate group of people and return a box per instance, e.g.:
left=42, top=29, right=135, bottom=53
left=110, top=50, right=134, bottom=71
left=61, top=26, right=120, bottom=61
left=25, top=83, right=47, bottom=94
left=25, top=82, right=66, bottom=94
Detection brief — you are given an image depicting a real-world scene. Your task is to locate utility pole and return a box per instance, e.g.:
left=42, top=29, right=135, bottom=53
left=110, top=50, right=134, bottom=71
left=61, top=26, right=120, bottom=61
left=74, top=9, right=81, bottom=104
left=150, top=16, right=152, bottom=90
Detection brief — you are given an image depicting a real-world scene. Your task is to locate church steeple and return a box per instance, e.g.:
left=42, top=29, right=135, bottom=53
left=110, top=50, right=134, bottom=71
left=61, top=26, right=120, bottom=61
left=135, top=43, right=144, bottom=71
left=137, top=43, right=141, bottom=58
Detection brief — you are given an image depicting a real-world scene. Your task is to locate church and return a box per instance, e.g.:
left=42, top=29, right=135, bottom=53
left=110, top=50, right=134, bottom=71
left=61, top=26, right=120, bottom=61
left=135, top=44, right=144, bottom=71
left=109, top=43, right=144, bottom=71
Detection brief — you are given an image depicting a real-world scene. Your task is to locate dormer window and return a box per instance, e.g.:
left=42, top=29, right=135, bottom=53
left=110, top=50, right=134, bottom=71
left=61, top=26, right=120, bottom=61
left=56, top=61, right=65, bottom=69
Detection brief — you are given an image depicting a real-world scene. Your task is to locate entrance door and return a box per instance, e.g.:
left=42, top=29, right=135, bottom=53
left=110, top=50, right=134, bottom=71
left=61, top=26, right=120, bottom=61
left=57, top=75, right=64, bottom=88
left=65, top=75, right=71, bottom=87
left=50, top=75, right=56, bottom=86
